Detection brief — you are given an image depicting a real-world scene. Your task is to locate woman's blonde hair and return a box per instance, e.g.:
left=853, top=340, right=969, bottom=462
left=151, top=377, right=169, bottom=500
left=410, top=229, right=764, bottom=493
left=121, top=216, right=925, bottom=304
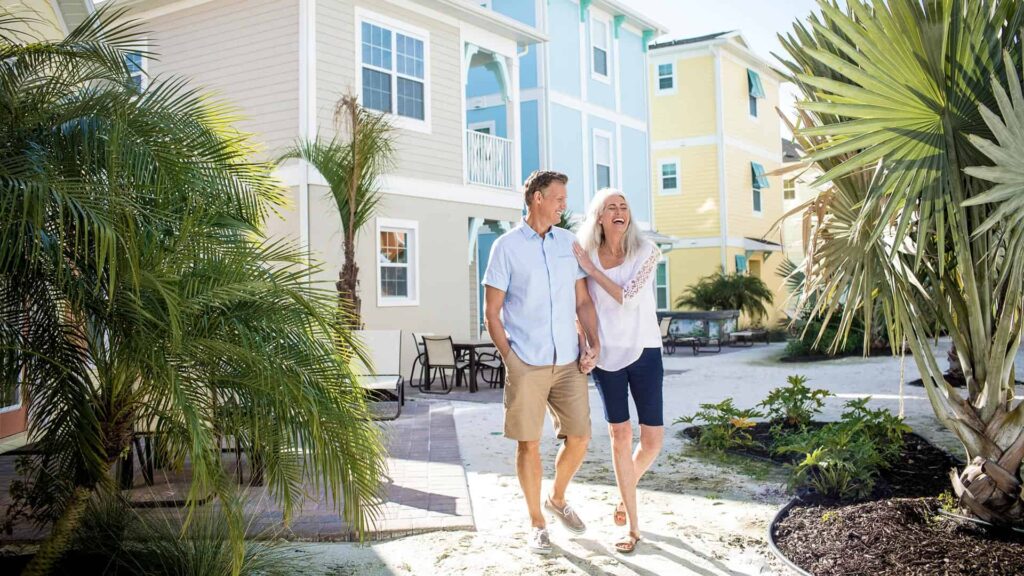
left=577, top=188, right=646, bottom=261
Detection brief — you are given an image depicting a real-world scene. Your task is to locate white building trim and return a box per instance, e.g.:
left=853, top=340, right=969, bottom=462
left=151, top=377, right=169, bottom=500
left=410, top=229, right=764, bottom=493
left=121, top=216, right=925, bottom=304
left=713, top=46, right=728, bottom=271
left=652, top=135, right=718, bottom=149
left=549, top=90, right=647, bottom=132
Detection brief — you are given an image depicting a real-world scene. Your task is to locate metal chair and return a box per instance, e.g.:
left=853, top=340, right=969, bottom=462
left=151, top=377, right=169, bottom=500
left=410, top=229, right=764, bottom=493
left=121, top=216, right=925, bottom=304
left=660, top=317, right=677, bottom=355
left=408, top=332, right=433, bottom=388
left=421, top=335, right=470, bottom=394
left=476, top=350, right=505, bottom=388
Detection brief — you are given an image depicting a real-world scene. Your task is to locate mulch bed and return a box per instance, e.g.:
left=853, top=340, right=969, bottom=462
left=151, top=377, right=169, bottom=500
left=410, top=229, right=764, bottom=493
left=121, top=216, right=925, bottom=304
left=780, top=346, right=905, bottom=363
left=775, top=499, right=1024, bottom=576
left=905, top=372, right=1024, bottom=389
left=684, top=422, right=1024, bottom=575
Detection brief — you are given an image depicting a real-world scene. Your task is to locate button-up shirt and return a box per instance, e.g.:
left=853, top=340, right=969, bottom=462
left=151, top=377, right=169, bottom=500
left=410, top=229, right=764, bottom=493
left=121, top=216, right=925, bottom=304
left=482, top=220, right=586, bottom=367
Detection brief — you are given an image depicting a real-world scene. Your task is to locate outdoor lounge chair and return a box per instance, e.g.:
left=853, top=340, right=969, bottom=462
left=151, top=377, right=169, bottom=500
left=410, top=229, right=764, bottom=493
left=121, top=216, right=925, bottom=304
left=421, top=335, right=470, bottom=394
left=352, top=329, right=405, bottom=420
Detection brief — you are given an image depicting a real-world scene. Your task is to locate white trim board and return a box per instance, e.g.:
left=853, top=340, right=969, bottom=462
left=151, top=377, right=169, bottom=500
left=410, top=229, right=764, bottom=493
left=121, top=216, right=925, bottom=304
left=653, top=135, right=718, bottom=149
left=375, top=217, right=421, bottom=307
left=549, top=90, right=647, bottom=132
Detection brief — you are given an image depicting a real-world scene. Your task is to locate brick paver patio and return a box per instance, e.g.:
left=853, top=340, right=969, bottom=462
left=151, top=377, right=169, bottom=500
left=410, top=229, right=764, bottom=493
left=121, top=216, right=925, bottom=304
left=0, top=399, right=473, bottom=543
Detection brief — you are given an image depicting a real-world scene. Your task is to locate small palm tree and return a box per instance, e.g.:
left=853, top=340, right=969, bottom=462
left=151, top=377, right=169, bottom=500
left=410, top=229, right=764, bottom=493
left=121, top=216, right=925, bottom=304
left=675, top=271, right=774, bottom=322
left=0, top=8, right=386, bottom=573
left=279, top=95, right=395, bottom=328
left=780, top=0, right=1024, bottom=524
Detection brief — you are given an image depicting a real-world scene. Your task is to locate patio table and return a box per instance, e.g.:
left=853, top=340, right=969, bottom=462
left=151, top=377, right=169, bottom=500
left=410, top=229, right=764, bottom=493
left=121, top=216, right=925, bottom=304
left=452, top=339, right=496, bottom=393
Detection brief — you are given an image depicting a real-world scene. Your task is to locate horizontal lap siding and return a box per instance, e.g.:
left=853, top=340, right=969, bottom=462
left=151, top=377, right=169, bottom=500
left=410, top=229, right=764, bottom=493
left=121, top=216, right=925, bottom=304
left=144, top=0, right=300, bottom=160
left=652, top=146, right=720, bottom=238
left=318, top=0, right=462, bottom=185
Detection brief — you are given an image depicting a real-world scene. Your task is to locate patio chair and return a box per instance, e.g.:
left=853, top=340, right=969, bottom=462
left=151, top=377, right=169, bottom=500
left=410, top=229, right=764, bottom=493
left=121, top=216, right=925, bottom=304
left=407, top=332, right=434, bottom=388
left=352, top=329, right=405, bottom=420
left=660, top=317, right=677, bottom=355
left=476, top=350, right=505, bottom=388
left=421, top=335, right=470, bottom=394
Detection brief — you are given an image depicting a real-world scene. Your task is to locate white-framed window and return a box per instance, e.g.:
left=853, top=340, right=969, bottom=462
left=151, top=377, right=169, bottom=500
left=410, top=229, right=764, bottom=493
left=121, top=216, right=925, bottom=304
left=376, top=218, right=419, bottom=307
left=590, top=15, right=611, bottom=82
left=468, top=120, right=496, bottom=135
left=654, top=260, right=669, bottom=310
left=747, top=68, right=765, bottom=119
left=751, top=161, right=768, bottom=215
left=658, top=159, right=680, bottom=194
left=784, top=178, right=796, bottom=200
left=357, top=12, right=430, bottom=132
left=752, top=188, right=762, bottom=214
left=126, top=51, right=146, bottom=90
left=656, top=62, right=675, bottom=94
left=0, top=368, right=21, bottom=414
left=593, top=130, right=613, bottom=191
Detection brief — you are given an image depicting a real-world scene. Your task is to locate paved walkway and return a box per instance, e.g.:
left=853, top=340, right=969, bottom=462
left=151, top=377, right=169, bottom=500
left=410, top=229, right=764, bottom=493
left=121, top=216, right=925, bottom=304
left=0, top=399, right=473, bottom=543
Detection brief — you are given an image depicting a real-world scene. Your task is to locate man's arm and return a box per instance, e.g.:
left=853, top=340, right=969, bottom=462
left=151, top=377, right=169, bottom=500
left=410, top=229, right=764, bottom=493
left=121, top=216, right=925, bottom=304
left=575, top=278, right=600, bottom=371
left=484, top=285, right=513, bottom=358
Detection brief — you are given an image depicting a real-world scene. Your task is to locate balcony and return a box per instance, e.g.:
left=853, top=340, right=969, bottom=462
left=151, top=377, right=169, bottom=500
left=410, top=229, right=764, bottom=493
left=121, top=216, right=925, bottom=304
left=466, top=129, right=514, bottom=190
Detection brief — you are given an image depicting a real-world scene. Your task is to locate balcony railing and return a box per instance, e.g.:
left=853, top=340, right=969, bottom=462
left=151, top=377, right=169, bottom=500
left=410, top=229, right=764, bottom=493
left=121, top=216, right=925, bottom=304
left=466, top=130, right=514, bottom=190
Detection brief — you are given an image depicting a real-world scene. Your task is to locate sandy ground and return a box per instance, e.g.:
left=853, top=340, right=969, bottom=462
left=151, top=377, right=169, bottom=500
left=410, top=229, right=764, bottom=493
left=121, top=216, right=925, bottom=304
left=288, top=338, right=1015, bottom=576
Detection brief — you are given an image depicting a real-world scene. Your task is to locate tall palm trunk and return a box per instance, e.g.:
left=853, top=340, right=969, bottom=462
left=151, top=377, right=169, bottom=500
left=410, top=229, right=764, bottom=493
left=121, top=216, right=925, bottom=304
left=337, top=95, right=361, bottom=329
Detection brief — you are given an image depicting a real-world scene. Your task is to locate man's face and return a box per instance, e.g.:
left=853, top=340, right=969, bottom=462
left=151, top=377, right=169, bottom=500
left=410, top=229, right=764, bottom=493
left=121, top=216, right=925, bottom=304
left=533, top=181, right=568, bottom=228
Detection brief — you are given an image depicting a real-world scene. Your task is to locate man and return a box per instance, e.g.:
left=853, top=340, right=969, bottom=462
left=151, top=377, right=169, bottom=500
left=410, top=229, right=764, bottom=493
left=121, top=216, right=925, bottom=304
left=482, top=170, right=600, bottom=554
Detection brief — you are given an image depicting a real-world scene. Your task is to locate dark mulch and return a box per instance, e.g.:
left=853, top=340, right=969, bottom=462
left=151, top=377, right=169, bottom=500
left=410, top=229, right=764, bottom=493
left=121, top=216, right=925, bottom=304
left=775, top=498, right=1024, bottom=576
left=780, top=346, right=906, bottom=363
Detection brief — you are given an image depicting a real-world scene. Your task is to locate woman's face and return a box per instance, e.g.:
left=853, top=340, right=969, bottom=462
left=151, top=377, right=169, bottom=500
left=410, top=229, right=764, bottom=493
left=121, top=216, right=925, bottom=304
left=599, top=195, right=630, bottom=234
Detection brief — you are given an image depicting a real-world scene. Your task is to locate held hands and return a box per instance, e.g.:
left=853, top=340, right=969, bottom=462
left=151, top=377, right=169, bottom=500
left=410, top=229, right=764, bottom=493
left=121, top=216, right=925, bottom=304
left=572, top=242, right=597, bottom=276
left=578, top=344, right=599, bottom=374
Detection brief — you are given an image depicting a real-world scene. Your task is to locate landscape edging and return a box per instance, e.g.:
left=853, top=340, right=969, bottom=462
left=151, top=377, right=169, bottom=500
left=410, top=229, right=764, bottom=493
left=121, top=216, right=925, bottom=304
left=766, top=496, right=814, bottom=576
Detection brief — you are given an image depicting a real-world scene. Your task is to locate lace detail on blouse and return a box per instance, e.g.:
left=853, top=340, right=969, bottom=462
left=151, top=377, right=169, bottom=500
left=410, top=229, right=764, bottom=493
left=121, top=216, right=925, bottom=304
left=621, top=244, right=661, bottom=308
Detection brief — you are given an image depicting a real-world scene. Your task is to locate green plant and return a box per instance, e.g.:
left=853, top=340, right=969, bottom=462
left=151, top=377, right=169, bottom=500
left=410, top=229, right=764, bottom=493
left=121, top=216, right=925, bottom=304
left=776, top=424, right=884, bottom=501
left=556, top=210, right=577, bottom=232
left=278, top=94, right=395, bottom=328
left=840, top=398, right=912, bottom=464
left=759, top=375, right=832, bottom=427
left=821, top=510, right=838, bottom=523
left=675, top=399, right=764, bottom=452
left=674, top=270, right=774, bottom=322
left=780, top=0, right=1024, bottom=524
left=0, top=9, right=385, bottom=573
left=937, top=491, right=960, bottom=515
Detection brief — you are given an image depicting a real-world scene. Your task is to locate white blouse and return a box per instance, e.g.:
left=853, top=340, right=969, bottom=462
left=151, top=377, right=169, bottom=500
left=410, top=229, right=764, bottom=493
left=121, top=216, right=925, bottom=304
left=586, top=241, right=664, bottom=372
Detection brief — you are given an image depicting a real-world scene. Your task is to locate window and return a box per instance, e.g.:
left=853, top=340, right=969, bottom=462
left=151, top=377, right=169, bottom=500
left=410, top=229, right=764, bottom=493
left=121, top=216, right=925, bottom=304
left=468, top=120, right=495, bottom=135
left=751, top=161, right=768, bottom=214
left=747, top=68, right=765, bottom=118
left=658, top=159, right=679, bottom=194
left=591, top=16, right=610, bottom=80
left=377, top=218, right=419, bottom=306
left=735, top=254, right=748, bottom=274
left=1, top=369, right=19, bottom=413
left=593, top=131, right=613, bottom=191
left=126, top=52, right=145, bottom=90
left=657, top=62, right=674, bottom=94
left=748, top=259, right=762, bottom=278
left=752, top=188, right=762, bottom=213
left=655, top=260, right=669, bottom=310
left=784, top=178, right=796, bottom=200
left=360, top=17, right=427, bottom=127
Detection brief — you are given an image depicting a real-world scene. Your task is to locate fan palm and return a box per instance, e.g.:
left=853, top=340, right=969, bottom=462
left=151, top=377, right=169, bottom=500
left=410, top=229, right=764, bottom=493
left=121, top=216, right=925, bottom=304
left=674, top=270, right=774, bottom=322
left=779, top=0, right=1024, bottom=524
left=0, top=7, right=386, bottom=573
left=278, top=96, right=395, bottom=328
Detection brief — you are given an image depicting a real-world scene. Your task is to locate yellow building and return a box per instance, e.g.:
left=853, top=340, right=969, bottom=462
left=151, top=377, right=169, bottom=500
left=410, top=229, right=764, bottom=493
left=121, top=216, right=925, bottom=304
left=647, top=31, right=788, bottom=324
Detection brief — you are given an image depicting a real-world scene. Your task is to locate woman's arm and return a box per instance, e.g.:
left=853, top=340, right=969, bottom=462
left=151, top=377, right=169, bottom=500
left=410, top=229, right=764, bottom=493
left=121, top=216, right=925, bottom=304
left=572, top=242, right=660, bottom=307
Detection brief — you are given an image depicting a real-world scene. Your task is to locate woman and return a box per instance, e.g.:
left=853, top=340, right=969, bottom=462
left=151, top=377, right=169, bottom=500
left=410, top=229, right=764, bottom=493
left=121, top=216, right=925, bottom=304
left=573, top=188, right=664, bottom=554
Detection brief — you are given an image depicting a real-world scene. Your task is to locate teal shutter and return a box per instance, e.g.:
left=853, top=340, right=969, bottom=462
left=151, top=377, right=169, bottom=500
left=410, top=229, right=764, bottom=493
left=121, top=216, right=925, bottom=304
left=747, top=69, right=766, bottom=98
left=735, top=254, right=748, bottom=273
left=751, top=162, right=770, bottom=188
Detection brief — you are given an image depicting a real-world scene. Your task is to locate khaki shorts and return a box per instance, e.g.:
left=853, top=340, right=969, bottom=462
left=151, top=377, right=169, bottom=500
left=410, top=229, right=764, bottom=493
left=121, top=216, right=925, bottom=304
left=503, top=350, right=591, bottom=441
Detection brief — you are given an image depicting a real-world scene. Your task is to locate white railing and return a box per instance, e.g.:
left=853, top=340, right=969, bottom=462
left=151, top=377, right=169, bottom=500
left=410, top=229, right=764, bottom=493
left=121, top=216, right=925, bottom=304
left=466, top=130, right=514, bottom=190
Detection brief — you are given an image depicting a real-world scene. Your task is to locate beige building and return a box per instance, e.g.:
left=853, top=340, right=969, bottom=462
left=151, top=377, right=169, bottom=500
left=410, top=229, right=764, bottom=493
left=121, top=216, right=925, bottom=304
left=647, top=31, right=788, bottom=323
left=113, top=0, right=545, bottom=370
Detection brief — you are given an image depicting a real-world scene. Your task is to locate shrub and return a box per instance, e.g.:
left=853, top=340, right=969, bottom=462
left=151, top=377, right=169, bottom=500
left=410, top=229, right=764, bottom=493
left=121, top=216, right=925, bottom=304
left=675, top=399, right=764, bottom=452
left=759, top=375, right=832, bottom=428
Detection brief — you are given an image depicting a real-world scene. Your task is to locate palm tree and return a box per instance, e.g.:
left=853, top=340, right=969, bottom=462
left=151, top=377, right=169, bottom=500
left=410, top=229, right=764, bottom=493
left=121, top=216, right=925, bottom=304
left=674, top=270, right=774, bottom=322
left=779, top=0, right=1024, bottom=524
left=0, top=8, right=386, bottom=573
left=278, top=96, right=395, bottom=328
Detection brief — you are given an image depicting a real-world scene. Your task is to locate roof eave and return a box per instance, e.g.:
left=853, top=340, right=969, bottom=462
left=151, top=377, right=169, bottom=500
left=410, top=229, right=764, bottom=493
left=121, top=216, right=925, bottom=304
left=429, top=0, right=547, bottom=45
left=592, top=0, right=665, bottom=36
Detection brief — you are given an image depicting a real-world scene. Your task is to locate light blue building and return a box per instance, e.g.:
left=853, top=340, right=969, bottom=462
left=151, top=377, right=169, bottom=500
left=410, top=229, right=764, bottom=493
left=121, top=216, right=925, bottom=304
left=469, top=0, right=664, bottom=226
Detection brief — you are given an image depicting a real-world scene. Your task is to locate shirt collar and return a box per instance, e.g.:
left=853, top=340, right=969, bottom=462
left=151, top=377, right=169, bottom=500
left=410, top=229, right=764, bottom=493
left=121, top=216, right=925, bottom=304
left=518, top=218, right=553, bottom=240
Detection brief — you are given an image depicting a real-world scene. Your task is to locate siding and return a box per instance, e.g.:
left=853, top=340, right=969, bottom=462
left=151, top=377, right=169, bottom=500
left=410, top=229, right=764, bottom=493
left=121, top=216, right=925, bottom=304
left=550, top=103, right=585, bottom=213
left=621, top=126, right=650, bottom=223
left=142, top=0, right=300, bottom=159
left=721, top=53, right=782, bottom=152
left=650, top=53, right=716, bottom=141
left=724, top=146, right=782, bottom=240
left=652, top=146, right=721, bottom=238
left=317, top=0, right=463, bottom=185
left=585, top=9, right=615, bottom=110
left=548, top=0, right=581, bottom=98
left=467, top=105, right=509, bottom=138
left=667, top=247, right=722, bottom=309
left=619, top=28, right=646, bottom=120
left=521, top=99, right=541, bottom=180
left=2, top=0, right=66, bottom=40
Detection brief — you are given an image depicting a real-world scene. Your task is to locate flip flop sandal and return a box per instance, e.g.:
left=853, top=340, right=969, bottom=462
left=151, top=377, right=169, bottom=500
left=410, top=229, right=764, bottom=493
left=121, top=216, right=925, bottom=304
left=614, top=532, right=641, bottom=554
left=614, top=502, right=627, bottom=527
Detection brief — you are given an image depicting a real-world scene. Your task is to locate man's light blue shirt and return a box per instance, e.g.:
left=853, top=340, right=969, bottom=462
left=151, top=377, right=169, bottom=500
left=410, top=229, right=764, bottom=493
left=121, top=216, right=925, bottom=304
left=482, top=220, right=586, bottom=366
